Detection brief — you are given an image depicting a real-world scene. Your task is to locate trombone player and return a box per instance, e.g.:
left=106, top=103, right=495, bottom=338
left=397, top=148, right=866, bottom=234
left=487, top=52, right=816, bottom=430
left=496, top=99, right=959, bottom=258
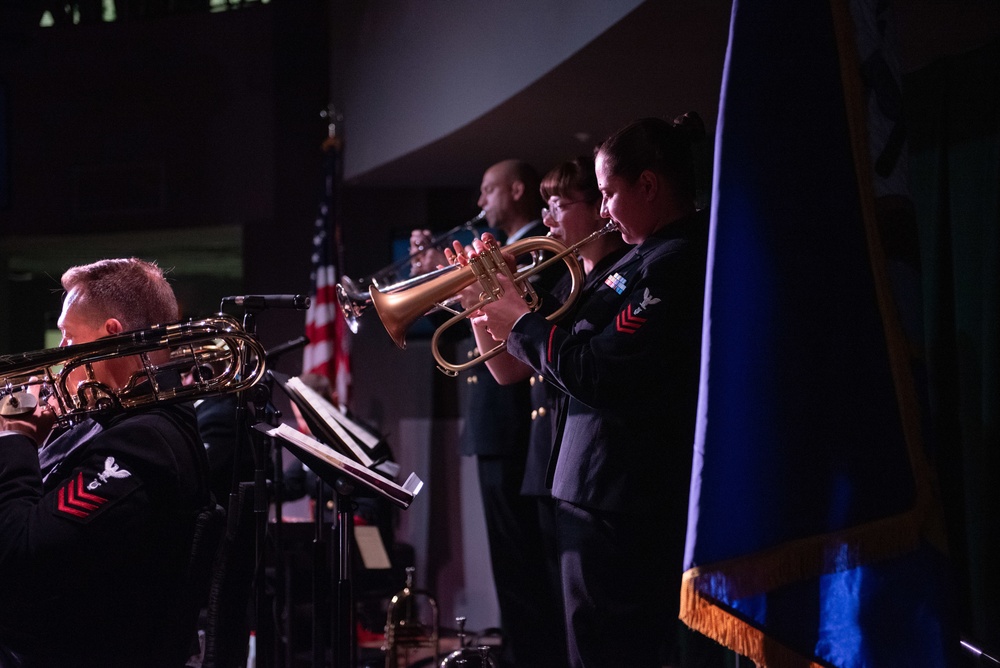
left=0, top=258, right=214, bottom=667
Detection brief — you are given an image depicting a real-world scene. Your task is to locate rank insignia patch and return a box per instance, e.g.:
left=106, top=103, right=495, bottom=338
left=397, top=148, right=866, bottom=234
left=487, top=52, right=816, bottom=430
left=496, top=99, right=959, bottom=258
left=57, top=472, right=108, bottom=519
left=616, top=304, right=647, bottom=333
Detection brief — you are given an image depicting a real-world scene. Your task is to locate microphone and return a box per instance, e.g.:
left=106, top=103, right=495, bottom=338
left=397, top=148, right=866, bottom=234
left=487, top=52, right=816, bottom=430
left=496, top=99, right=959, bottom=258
left=221, top=294, right=311, bottom=311
left=265, top=336, right=309, bottom=363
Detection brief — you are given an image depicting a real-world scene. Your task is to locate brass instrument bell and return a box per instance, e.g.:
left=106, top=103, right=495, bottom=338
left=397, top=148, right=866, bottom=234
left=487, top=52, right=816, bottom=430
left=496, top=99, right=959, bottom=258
left=439, top=617, right=498, bottom=668
left=383, top=566, right=439, bottom=668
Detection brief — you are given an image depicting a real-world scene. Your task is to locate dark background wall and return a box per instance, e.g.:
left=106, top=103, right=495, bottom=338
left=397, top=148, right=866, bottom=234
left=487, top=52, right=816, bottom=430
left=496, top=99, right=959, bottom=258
left=0, top=1, right=338, bottom=354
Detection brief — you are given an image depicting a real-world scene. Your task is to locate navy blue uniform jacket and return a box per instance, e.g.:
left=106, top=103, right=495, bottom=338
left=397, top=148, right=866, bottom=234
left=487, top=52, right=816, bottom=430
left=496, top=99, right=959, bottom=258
left=0, top=403, right=209, bottom=667
left=506, top=211, right=708, bottom=516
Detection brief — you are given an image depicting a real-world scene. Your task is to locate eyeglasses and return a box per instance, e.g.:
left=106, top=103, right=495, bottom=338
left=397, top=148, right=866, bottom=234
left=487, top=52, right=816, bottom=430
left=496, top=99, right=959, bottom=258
left=541, top=200, right=584, bottom=222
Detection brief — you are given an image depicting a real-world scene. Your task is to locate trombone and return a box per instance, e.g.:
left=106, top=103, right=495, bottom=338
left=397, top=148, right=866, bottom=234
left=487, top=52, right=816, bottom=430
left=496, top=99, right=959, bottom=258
left=0, top=314, right=267, bottom=424
left=336, top=211, right=487, bottom=333
left=368, top=221, right=618, bottom=376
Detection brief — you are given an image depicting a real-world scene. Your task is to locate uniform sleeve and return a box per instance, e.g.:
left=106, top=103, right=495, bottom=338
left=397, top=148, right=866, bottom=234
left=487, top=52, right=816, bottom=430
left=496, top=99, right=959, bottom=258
left=506, top=246, right=704, bottom=410
left=0, top=433, right=45, bottom=525
left=0, top=421, right=168, bottom=595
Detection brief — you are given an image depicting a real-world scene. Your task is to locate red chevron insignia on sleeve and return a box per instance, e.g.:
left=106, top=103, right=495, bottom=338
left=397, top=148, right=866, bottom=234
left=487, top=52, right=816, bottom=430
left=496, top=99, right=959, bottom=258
left=615, top=304, right=647, bottom=333
left=56, top=473, right=108, bottom=518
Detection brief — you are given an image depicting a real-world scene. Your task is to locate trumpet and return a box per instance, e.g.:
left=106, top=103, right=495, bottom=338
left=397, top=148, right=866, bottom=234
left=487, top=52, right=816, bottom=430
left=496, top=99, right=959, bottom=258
left=370, top=220, right=617, bottom=376
left=0, top=314, right=267, bottom=424
left=336, top=211, right=487, bottom=334
left=384, top=566, right=439, bottom=668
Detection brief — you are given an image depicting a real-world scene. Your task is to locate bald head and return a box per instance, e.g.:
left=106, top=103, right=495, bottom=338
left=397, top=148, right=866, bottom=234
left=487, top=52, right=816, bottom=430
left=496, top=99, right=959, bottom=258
left=477, top=159, right=543, bottom=236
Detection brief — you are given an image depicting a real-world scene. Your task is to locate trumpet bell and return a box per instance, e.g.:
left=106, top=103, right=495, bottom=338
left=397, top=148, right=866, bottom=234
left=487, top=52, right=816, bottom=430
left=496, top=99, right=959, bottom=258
left=439, top=646, right=498, bottom=668
left=438, top=617, right=498, bottom=668
left=336, top=275, right=369, bottom=334
left=369, top=264, right=470, bottom=350
left=334, top=211, right=488, bottom=336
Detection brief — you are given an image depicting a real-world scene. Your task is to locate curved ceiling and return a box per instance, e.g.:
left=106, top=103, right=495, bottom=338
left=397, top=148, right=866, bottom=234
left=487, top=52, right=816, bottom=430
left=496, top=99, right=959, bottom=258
left=342, top=0, right=731, bottom=188
left=341, top=0, right=1000, bottom=189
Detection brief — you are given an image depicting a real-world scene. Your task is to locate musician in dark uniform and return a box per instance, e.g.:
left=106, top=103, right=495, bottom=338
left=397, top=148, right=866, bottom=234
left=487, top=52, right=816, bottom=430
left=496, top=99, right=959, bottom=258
left=0, top=258, right=214, bottom=668
left=460, top=156, right=628, bottom=666
left=411, top=159, right=566, bottom=667
left=471, top=116, right=710, bottom=667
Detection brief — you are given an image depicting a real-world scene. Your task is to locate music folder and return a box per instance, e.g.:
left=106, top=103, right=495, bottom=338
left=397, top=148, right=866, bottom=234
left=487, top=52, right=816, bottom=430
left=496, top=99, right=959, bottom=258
left=256, top=422, right=423, bottom=509
left=271, top=371, right=394, bottom=472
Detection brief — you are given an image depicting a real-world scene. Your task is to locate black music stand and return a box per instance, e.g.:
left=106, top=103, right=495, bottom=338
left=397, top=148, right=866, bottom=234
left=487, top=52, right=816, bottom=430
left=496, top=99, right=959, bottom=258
left=257, top=420, right=422, bottom=668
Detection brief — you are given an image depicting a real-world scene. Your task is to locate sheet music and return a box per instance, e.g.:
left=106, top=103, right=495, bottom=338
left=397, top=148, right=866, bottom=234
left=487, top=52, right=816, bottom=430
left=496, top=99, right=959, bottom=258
left=322, top=398, right=381, bottom=450
left=284, top=375, right=374, bottom=466
left=259, top=422, right=423, bottom=509
left=354, top=525, right=392, bottom=569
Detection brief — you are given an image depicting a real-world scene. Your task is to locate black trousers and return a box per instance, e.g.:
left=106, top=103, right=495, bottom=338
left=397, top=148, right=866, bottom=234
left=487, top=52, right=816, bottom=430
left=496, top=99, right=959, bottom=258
left=477, top=455, right=568, bottom=668
left=555, top=499, right=684, bottom=668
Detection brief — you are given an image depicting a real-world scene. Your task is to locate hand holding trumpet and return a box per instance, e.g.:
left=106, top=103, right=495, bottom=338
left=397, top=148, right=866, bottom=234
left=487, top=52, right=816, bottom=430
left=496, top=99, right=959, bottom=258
left=444, top=234, right=531, bottom=342
left=368, top=222, right=609, bottom=374
left=408, top=229, right=450, bottom=277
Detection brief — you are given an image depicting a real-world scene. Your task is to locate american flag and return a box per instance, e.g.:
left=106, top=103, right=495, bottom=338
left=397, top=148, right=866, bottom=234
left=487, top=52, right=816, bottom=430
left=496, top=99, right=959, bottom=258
left=303, top=117, right=351, bottom=406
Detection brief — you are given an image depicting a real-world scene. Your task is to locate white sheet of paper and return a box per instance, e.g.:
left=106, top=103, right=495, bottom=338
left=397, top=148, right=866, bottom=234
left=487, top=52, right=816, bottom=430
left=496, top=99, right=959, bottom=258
left=354, top=525, right=392, bottom=569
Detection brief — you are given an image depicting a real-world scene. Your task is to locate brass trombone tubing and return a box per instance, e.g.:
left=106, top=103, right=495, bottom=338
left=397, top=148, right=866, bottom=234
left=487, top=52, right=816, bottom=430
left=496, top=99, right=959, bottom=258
left=0, top=314, right=267, bottom=424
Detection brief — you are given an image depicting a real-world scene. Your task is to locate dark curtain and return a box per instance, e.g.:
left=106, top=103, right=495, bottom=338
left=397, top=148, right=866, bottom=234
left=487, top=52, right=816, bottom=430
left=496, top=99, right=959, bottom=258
left=906, top=38, right=1000, bottom=650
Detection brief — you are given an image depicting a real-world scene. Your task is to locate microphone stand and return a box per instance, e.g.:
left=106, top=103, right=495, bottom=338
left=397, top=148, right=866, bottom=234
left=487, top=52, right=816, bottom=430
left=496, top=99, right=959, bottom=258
left=221, top=295, right=310, bottom=668
left=250, top=375, right=275, bottom=668
left=311, top=476, right=332, bottom=668
left=265, top=336, right=309, bottom=668
left=228, top=305, right=275, bottom=668
left=334, top=478, right=357, bottom=668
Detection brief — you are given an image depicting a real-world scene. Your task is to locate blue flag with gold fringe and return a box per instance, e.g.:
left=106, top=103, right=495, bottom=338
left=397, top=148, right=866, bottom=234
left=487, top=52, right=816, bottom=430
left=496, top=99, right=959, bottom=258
left=680, top=1, right=957, bottom=665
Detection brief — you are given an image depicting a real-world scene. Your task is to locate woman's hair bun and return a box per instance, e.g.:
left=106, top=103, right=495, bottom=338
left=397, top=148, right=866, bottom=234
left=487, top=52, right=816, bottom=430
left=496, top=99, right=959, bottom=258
left=671, top=111, right=706, bottom=141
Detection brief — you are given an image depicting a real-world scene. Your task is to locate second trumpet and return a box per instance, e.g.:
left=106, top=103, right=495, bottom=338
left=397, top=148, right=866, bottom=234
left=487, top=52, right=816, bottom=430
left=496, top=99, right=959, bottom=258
left=335, top=211, right=487, bottom=334
left=369, top=221, right=617, bottom=375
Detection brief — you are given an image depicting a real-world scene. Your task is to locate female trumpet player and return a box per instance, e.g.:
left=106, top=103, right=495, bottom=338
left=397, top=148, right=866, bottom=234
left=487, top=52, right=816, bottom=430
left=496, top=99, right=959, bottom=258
left=454, top=116, right=710, bottom=668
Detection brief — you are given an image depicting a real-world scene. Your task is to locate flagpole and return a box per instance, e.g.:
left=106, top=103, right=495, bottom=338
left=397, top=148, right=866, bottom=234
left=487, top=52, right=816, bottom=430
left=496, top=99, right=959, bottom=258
left=322, top=105, right=347, bottom=298
left=322, top=104, right=357, bottom=668
left=302, top=103, right=356, bottom=668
